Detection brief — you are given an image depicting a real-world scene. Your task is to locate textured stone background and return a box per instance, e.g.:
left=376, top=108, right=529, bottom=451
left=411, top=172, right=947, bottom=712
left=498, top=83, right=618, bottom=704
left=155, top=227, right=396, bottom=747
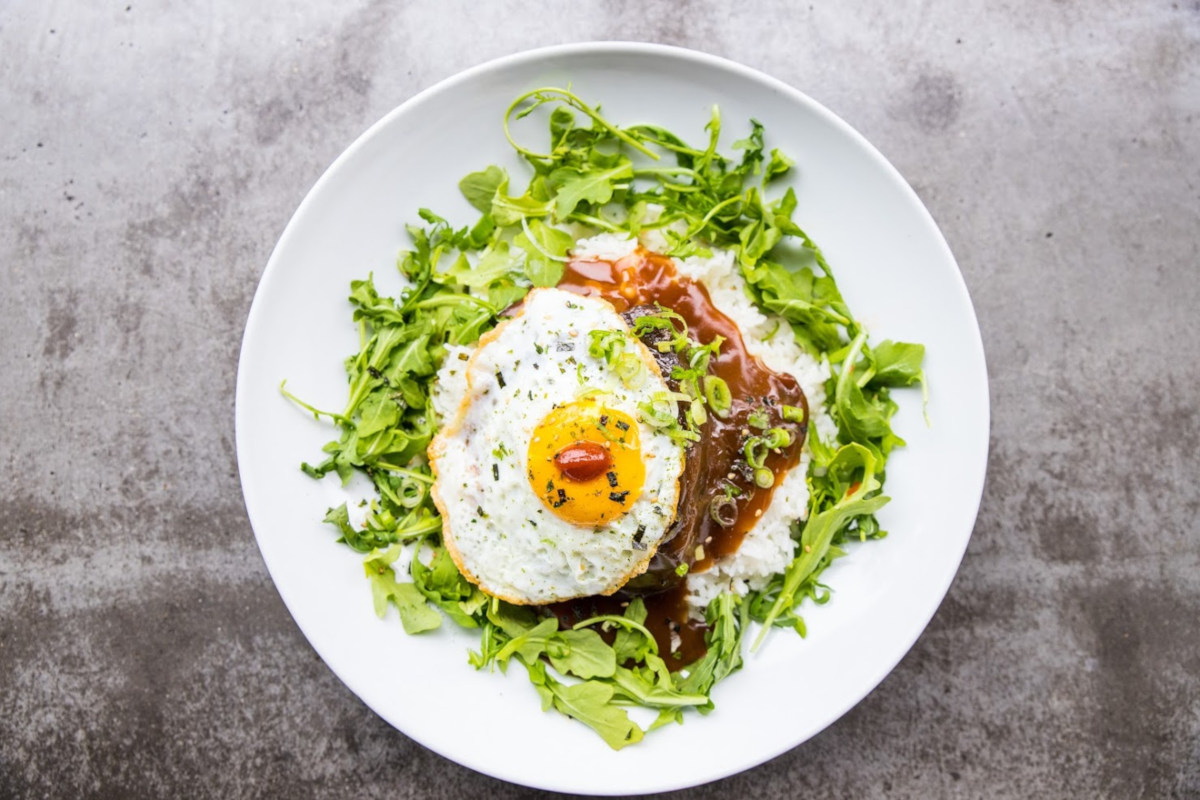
left=2, top=2, right=1198, bottom=798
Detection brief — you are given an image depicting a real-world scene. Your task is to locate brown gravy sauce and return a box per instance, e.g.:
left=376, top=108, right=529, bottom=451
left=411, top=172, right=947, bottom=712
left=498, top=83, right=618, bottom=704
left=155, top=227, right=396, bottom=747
left=545, top=247, right=808, bottom=667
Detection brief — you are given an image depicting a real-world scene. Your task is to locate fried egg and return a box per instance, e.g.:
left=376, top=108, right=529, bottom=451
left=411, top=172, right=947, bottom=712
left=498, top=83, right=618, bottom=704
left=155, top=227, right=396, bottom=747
left=428, top=288, right=686, bottom=604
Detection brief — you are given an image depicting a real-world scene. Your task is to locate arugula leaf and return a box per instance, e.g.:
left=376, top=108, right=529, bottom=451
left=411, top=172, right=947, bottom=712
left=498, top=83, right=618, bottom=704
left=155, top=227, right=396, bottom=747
left=490, top=173, right=555, bottom=226
left=447, top=240, right=517, bottom=289
left=611, top=664, right=709, bottom=711
left=459, top=165, right=506, bottom=213
left=870, top=340, right=929, bottom=423
left=514, top=217, right=573, bottom=287
left=320, top=503, right=359, bottom=544
left=485, top=279, right=529, bottom=311
left=410, top=546, right=485, bottom=628
left=486, top=598, right=540, bottom=639
left=547, top=629, right=616, bottom=680
left=677, top=592, right=747, bottom=697
left=833, top=330, right=906, bottom=455
left=363, top=545, right=441, bottom=634
left=353, top=391, right=400, bottom=439
left=752, top=444, right=889, bottom=648
left=870, top=340, right=926, bottom=388
left=494, top=618, right=616, bottom=680
left=550, top=162, right=633, bottom=220
left=495, top=616, right=560, bottom=664
left=525, top=661, right=645, bottom=750
left=764, top=148, right=794, bottom=182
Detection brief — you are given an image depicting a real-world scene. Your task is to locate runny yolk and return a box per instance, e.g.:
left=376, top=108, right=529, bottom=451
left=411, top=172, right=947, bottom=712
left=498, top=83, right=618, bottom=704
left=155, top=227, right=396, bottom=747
left=527, top=400, right=645, bottom=527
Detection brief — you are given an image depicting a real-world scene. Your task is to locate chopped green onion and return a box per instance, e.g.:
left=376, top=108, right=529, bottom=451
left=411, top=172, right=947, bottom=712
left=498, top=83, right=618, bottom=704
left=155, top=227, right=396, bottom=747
left=398, top=480, right=426, bottom=508
left=754, top=467, right=775, bottom=489
left=782, top=404, right=805, bottom=423
left=616, top=352, right=645, bottom=387
left=709, top=495, right=738, bottom=527
left=587, top=328, right=625, bottom=361
left=744, top=438, right=768, bottom=469
left=639, top=392, right=678, bottom=428
left=764, top=427, right=792, bottom=449
left=704, top=376, right=732, bottom=417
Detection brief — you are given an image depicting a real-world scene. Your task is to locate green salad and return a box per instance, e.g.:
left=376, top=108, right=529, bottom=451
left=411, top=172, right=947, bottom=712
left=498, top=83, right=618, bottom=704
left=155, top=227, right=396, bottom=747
left=286, top=88, right=925, bottom=749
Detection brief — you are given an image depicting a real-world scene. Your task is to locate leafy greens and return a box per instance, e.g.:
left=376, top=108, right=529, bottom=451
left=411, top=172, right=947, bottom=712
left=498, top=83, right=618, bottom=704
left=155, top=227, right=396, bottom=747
left=287, top=86, right=925, bottom=748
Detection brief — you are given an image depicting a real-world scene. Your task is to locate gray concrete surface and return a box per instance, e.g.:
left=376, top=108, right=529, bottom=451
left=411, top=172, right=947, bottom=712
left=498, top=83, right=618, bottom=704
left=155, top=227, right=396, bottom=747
left=2, top=1, right=1198, bottom=798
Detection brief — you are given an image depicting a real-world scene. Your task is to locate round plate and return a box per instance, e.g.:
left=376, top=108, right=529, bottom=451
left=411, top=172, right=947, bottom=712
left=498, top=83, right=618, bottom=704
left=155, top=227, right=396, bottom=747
left=236, top=42, right=989, bottom=795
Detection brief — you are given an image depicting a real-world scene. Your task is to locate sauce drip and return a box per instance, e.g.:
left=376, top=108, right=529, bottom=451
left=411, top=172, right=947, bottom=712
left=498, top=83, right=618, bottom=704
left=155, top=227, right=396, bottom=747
left=546, top=583, right=707, bottom=670
left=547, top=247, right=809, bottom=666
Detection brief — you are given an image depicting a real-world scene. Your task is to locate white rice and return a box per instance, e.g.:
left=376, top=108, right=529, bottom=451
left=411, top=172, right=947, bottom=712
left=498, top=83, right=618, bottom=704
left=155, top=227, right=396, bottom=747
left=571, top=231, right=640, bottom=262
left=672, top=246, right=833, bottom=611
left=432, top=233, right=833, bottom=615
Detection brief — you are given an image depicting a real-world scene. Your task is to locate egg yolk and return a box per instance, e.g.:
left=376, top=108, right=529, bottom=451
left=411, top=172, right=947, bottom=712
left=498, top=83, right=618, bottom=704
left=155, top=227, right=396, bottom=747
left=527, top=400, right=645, bottom=527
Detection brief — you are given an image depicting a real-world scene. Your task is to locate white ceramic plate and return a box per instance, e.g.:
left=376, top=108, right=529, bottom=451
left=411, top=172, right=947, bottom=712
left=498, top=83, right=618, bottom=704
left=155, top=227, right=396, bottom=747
left=236, top=42, right=989, bottom=795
